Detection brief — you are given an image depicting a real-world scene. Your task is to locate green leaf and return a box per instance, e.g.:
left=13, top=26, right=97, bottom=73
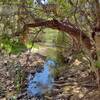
left=25, top=41, right=33, bottom=49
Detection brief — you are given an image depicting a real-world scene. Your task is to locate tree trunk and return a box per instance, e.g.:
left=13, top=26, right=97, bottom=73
left=15, top=18, right=97, bottom=60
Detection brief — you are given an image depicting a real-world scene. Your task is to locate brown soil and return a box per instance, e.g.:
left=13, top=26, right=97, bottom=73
left=0, top=48, right=100, bottom=100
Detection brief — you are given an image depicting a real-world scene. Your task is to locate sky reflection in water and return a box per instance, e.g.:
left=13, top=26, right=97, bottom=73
left=27, top=59, right=56, bottom=97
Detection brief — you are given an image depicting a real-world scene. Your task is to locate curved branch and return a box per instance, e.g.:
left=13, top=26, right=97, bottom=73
left=18, top=18, right=97, bottom=60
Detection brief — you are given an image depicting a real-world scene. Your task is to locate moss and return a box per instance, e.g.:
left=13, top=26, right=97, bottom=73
left=95, top=60, right=100, bottom=68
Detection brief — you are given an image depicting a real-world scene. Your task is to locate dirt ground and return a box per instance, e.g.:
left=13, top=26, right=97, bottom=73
left=0, top=48, right=100, bottom=100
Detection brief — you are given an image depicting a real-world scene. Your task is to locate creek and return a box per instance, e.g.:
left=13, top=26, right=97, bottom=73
left=27, top=59, right=57, bottom=98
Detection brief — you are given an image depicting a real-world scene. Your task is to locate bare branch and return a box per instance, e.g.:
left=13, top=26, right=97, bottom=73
left=16, top=18, right=97, bottom=60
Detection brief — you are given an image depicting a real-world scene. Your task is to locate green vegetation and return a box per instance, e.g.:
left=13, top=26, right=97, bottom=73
left=0, top=34, right=26, bottom=54
left=95, top=61, right=100, bottom=68
left=0, top=0, right=100, bottom=99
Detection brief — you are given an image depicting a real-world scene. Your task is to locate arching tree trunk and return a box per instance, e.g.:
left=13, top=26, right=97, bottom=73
left=15, top=18, right=98, bottom=60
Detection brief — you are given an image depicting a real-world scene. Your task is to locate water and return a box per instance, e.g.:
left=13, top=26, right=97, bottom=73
left=27, top=59, right=56, bottom=97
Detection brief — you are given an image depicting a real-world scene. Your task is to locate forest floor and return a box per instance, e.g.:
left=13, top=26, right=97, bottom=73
left=0, top=45, right=100, bottom=100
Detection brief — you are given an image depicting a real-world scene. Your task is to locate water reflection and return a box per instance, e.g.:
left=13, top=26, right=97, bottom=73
left=27, top=59, right=56, bottom=97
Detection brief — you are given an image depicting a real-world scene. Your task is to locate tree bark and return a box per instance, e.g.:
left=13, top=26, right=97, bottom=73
left=93, top=0, right=100, bottom=32
left=17, top=18, right=97, bottom=60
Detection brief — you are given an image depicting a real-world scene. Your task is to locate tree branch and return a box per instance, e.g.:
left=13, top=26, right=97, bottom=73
left=17, top=18, right=97, bottom=60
